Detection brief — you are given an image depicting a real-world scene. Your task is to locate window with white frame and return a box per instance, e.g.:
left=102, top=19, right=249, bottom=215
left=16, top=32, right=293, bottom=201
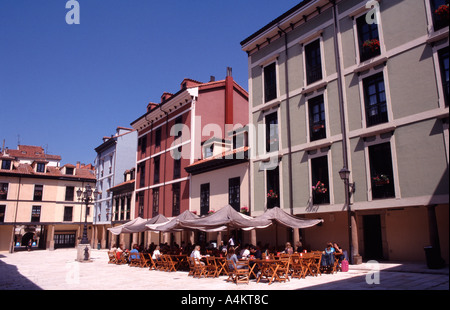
left=305, top=39, right=323, bottom=85
left=263, top=62, right=278, bottom=103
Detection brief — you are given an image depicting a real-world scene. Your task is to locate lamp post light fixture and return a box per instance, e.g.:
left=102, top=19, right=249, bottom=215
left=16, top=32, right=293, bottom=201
left=339, top=167, right=356, bottom=265
left=76, top=184, right=98, bottom=261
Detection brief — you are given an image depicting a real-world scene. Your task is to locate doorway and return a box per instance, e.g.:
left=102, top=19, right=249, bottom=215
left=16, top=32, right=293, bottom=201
left=363, top=214, right=383, bottom=260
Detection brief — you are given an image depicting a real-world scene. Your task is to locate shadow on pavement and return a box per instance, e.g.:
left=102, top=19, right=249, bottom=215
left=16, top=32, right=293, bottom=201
left=0, top=260, right=42, bottom=290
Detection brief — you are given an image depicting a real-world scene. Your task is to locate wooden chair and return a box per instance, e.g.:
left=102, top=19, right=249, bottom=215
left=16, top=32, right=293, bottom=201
left=190, top=257, right=207, bottom=278
left=187, top=257, right=196, bottom=277
left=140, top=253, right=151, bottom=268
left=311, top=251, right=323, bottom=276
left=227, top=259, right=250, bottom=285
left=129, top=252, right=142, bottom=267
left=159, top=255, right=169, bottom=272
left=290, top=254, right=306, bottom=279
left=116, top=251, right=128, bottom=265
left=332, top=253, right=342, bottom=273
left=276, top=257, right=290, bottom=283
left=205, top=256, right=219, bottom=278
left=148, top=255, right=158, bottom=271
left=165, top=255, right=177, bottom=272
left=301, top=253, right=315, bottom=277
left=107, top=251, right=116, bottom=264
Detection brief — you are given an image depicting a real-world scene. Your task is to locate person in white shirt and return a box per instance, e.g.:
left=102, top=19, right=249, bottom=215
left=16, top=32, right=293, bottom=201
left=190, top=245, right=205, bottom=265
left=240, top=244, right=250, bottom=259
left=152, top=245, right=161, bottom=261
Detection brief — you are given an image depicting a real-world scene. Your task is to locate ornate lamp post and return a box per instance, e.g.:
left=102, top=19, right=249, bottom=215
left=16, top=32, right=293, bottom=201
left=339, top=167, right=358, bottom=265
left=76, top=184, right=98, bottom=261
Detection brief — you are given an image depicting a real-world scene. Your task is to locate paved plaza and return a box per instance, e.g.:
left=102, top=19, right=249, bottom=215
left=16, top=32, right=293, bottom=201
left=0, top=248, right=448, bottom=292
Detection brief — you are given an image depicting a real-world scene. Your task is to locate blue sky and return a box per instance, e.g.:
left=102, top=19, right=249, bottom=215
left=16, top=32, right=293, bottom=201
left=0, top=0, right=298, bottom=166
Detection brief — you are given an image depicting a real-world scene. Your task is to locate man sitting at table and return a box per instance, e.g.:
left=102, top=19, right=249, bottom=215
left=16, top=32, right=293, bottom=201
left=130, top=244, right=140, bottom=260
left=321, top=242, right=335, bottom=271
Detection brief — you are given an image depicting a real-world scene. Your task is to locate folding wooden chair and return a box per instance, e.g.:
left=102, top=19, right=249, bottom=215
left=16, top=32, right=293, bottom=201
left=189, top=257, right=207, bottom=278
left=165, top=255, right=177, bottom=272
left=311, top=251, right=323, bottom=276
left=227, top=259, right=250, bottom=285
left=140, top=253, right=151, bottom=268
left=148, top=255, right=158, bottom=271
left=291, top=254, right=306, bottom=279
left=276, top=257, right=290, bottom=283
left=159, top=255, right=169, bottom=272
left=205, top=256, right=219, bottom=278
left=129, top=252, right=141, bottom=267
left=107, top=251, right=116, bottom=264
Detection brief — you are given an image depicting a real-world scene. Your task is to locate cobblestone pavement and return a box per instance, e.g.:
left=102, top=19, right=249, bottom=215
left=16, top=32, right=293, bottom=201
left=0, top=249, right=448, bottom=291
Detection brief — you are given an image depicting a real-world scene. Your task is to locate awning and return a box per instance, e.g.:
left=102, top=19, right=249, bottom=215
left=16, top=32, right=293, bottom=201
left=108, top=214, right=169, bottom=235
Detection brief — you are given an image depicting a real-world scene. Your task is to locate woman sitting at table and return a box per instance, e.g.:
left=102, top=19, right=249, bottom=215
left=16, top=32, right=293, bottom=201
left=333, top=242, right=348, bottom=263
left=321, top=242, right=335, bottom=271
left=190, top=245, right=205, bottom=265
left=283, top=242, right=294, bottom=254
left=227, top=247, right=247, bottom=270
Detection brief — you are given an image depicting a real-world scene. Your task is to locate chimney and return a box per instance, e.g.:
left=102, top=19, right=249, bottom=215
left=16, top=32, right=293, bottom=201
left=210, top=76, right=215, bottom=82
left=147, top=102, right=158, bottom=112
left=225, top=67, right=233, bottom=126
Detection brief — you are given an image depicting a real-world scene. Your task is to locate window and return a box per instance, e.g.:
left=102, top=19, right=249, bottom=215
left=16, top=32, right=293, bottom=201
left=33, top=185, right=43, bottom=201
left=139, top=136, right=147, bottom=155
left=152, top=188, right=159, bottom=217
left=200, top=183, right=210, bottom=216
left=138, top=162, right=145, bottom=188
left=175, top=116, right=183, bottom=138
left=204, top=144, right=214, bottom=158
left=264, top=62, right=277, bottom=102
left=438, top=47, right=449, bottom=107
left=0, top=205, right=5, bottom=222
left=154, top=156, right=160, bottom=184
left=174, top=157, right=181, bottom=179
left=363, top=72, right=388, bottom=127
left=63, top=206, right=73, bottom=222
left=172, top=183, right=180, bottom=216
left=137, top=193, right=144, bottom=218
left=65, top=186, right=74, bottom=201
left=31, top=206, right=41, bottom=222
left=369, top=142, right=395, bottom=199
left=228, top=177, right=240, bottom=212
left=266, top=166, right=280, bottom=209
left=36, top=162, right=45, bottom=173
left=311, top=156, right=330, bottom=205
left=430, top=0, right=448, bottom=31
left=66, top=167, right=74, bottom=175
left=1, top=160, right=11, bottom=170
left=155, top=128, right=162, bottom=148
left=0, top=183, right=8, bottom=200
left=265, top=112, right=279, bottom=152
left=308, top=95, right=327, bottom=141
left=305, top=39, right=323, bottom=84
left=356, top=14, right=381, bottom=62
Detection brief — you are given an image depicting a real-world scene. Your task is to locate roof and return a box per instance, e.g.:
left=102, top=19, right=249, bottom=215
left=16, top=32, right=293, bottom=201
left=0, top=162, right=96, bottom=181
left=185, top=146, right=249, bottom=175
left=1, top=145, right=61, bottom=161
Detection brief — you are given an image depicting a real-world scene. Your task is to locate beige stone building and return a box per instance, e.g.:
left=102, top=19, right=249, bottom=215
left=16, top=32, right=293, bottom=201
left=241, top=0, right=448, bottom=264
left=0, top=145, right=96, bottom=252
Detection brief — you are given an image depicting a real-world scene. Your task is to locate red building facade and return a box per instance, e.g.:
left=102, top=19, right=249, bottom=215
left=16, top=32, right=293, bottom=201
left=130, top=69, right=248, bottom=220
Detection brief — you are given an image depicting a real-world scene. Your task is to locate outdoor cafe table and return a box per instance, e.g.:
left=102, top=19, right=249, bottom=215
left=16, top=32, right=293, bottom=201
left=250, top=259, right=283, bottom=284
left=170, top=254, right=188, bottom=271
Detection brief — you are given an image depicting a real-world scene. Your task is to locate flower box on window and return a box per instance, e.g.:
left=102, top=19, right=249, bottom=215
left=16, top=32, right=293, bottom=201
left=373, top=174, right=390, bottom=186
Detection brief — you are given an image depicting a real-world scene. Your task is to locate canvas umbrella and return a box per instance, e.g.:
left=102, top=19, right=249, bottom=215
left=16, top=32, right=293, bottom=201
left=146, top=210, right=201, bottom=233
left=108, top=214, right=170, bottom=235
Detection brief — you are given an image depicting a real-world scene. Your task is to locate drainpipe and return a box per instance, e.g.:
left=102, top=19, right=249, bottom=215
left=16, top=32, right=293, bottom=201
left=159, top=105, right=169, bottom=217
left=278, top=26, right=294, bottom=218
left=331, top=0, right=359, bottom=264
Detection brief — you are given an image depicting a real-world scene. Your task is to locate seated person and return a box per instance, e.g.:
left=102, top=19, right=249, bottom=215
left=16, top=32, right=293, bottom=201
left=152, top=245, right=162, bottom=261
left=129, top=244, right=140, bottom=260
left=321, top=242, right=335, bottom=268
left=227, top=247, right=247, bottom=271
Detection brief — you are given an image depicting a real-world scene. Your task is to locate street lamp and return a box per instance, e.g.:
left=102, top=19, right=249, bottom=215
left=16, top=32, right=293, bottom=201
left=76, top=184, right=98, bottom=246
left=339, top=167, right=356, bottom=265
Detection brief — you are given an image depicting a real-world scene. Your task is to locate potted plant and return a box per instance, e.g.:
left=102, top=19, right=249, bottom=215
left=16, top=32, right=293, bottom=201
left=435, top=4, right=449, bottom=20
left=267, top=190, right=278, bottom=199
left=240, top=206, right=249, bottom=215
left=312, top=181, right=327, bottom=194
left=207, top=209, right=215, bottom=215
left=373, top=174, right=390, bottom=186
left=363, top=39, right=380, bottom=52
